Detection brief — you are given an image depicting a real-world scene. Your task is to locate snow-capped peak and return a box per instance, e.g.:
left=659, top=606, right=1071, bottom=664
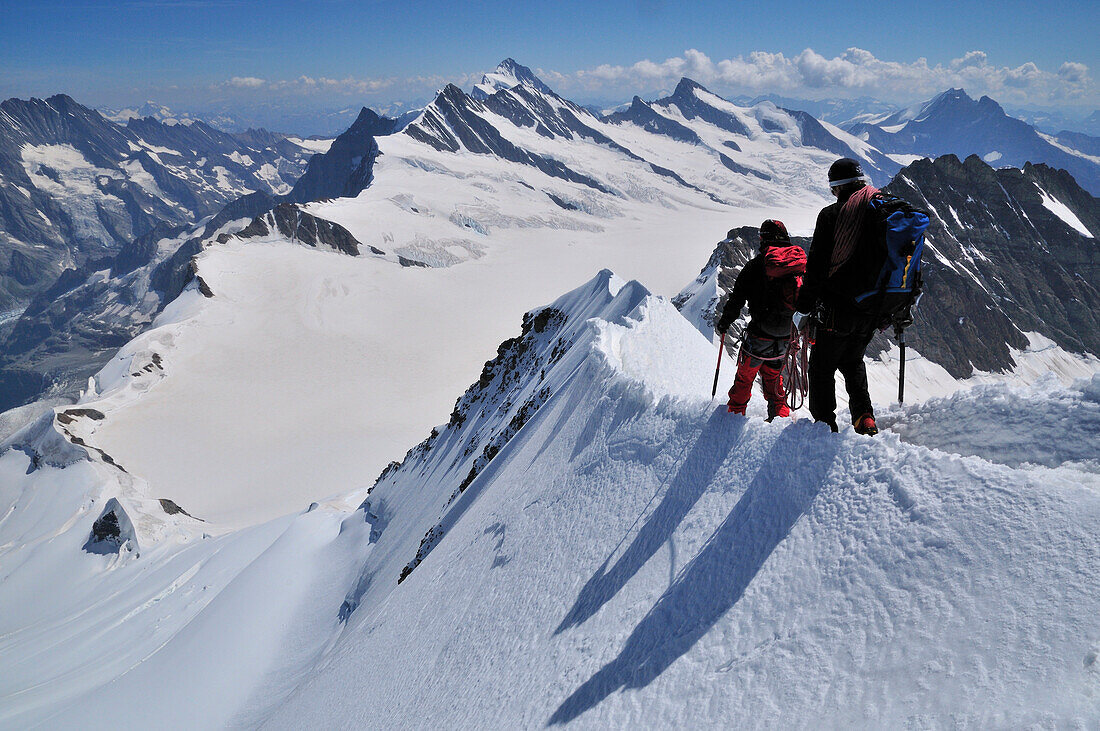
left=471, top=58, right=556, bottom=100
left=881, top=88, right=974, bottom=128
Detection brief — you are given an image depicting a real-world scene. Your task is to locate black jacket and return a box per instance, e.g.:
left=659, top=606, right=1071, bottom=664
left=795, top=187, right=885, bottom=324
left=717, top=254, right=794, bottom=339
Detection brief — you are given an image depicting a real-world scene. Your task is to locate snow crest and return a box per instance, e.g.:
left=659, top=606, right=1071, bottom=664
left=3, top=267, right=1100, bottom=728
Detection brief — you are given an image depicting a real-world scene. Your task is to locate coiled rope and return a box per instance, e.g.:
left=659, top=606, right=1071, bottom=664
left=782, top=324, right=811, bottom=412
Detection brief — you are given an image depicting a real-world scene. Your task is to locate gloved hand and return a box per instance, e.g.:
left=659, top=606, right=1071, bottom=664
left=792, top=311, right=811, bottom=331
left=715, top=317, right=732, bottom=335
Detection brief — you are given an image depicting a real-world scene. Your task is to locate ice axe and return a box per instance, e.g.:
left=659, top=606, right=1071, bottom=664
left=711, top=332, right=725, bottom=398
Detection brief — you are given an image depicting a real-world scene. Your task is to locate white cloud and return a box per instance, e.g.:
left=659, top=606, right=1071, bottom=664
left=1059, top=61, right=1090, bottom=86
left=227, top=76, right=266, bottom=88
left=548, top=48, right=1095, bottom=107
left=216, top=71, right=482, bottom=100
left=211, top=50, right=1093, bottom=113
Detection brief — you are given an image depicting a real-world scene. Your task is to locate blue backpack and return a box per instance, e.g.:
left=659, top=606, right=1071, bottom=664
left=853, top=193, right=930, bottom=323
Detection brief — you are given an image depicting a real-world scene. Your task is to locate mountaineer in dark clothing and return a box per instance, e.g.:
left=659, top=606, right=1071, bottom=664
left=716, top=220, right=806, bottom=419
left=793, top=157, right=881, bottom=435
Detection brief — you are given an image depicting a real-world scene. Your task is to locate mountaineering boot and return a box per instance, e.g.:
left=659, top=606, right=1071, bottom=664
left=765, top=401, right=790, bottom=422
left=854, top=413, right=879, bottom=436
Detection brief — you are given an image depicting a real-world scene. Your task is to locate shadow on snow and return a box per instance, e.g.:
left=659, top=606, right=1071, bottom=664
left=555, top=408, right=746, bottom=635
left=549, top=421, right=839, bottom=726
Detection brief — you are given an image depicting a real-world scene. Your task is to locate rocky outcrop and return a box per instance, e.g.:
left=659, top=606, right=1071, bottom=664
left=236, top=203, right=363, bottom=256
left=286, top=108, right=395, bottom=204
left=883, top=154, right=1100, bottom=375
left=83, top=498, right=137, bottom=555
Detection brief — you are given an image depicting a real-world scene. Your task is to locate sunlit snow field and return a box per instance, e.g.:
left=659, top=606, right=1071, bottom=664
left=2, top=75, right=1099, bottom=729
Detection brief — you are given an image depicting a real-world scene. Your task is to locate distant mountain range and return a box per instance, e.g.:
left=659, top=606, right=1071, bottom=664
left=1005, top=106, right=1100, bottom=137
left=845, top=88, right=1100, bottom=194
left=2, top=60, right=1099, bottom=413
left=100, top=101, right=389, bottom=138
left=0, top=94, right=317, bottom=312
left=732, top=93, right=901, bottom=128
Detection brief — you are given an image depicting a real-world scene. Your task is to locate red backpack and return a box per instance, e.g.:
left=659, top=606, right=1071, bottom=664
left=763, top=245, right=807, bottom=312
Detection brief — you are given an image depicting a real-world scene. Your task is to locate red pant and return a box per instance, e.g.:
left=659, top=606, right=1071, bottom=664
left=728, top=351, right=789, bottom=418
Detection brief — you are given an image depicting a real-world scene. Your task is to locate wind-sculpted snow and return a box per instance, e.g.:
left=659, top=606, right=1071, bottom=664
left=2, top=263, right=1100, bottom=727
left=883, top=374, right=1100, bottom=470
left=261, top=276, right=1100, bottom=728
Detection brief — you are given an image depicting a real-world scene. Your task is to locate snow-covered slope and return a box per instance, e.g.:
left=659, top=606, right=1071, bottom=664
left=404, top=71, right=895, bottom=214
left=3, top=268, right=1099, bottom=728
left=472, top=58, right=558, bottom=100
left=3, top=65, right=857, bottom=415
left=266, top=291, right=1100, bottom=728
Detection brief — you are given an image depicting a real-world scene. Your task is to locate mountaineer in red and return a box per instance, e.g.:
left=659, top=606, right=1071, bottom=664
left=715, top=220, right=807, bottom=420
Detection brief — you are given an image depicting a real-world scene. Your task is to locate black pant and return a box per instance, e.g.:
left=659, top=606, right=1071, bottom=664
left=809, top=329, right=875, bottom=430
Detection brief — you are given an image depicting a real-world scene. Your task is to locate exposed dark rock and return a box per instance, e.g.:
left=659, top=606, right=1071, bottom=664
left=236, top=203, right=361, bottom=256
left=882, top=155, right=1100, bottom=375
left=547, top=193, right=579, bottom=211
left=83, top=499, right=136, bottom=554
left=55, top=407, right=105, bottom=425
left=718, top=154, right=771, bottom=181
left=158, top=498, right=197, bottom=519
left=286, top=107, right=395, bottom=204
left=606, top=96, right=702, bottom=145
left=90, top=510, right=121, bottom=543
left=196, top=275, right=214, bottom=298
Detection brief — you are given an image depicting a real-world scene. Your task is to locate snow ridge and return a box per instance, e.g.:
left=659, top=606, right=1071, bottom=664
left=264, top=275, right=1100, bottom=729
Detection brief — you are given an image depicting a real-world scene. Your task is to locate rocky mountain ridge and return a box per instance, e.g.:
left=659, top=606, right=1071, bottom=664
left=0, top=93, right=316, bottom=311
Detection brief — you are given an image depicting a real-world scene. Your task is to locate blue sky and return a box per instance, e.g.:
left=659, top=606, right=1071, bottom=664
left=2, top=0, right=1096, bottom=116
